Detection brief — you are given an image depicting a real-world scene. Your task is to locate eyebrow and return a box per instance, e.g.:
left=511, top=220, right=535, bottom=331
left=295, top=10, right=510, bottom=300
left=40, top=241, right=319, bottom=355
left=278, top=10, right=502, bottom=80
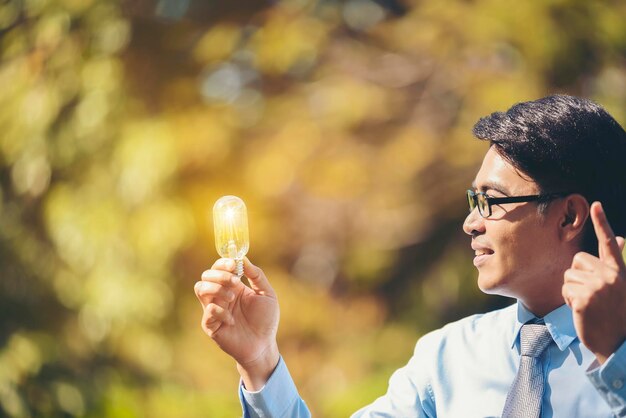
left=471, top=180, right=511, bottom=196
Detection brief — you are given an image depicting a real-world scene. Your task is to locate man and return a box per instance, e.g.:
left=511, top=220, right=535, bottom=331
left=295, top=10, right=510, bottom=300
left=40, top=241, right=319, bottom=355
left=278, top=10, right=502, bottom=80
left=195, top=95, right=626, bottom=417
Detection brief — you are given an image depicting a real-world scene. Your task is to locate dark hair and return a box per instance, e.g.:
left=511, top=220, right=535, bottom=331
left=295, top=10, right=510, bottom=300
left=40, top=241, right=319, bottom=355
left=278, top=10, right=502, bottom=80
left=472, top=94, right=626, bottom=255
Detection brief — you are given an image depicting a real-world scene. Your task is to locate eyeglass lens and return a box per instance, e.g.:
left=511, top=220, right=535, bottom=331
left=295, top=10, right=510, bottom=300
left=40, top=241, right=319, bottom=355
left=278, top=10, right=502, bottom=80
left=467, top=191, right=489, bottom=217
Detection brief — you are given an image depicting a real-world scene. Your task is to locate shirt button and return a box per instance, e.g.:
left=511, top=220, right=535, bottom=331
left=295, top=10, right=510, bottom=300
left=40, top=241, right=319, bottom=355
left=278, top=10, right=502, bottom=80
left=612, top=379, right=624, bottom=389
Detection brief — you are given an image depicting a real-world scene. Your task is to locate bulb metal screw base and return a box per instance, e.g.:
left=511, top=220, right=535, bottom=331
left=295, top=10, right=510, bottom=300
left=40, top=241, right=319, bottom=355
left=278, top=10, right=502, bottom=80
left=235, top=258, right=244, bottom=278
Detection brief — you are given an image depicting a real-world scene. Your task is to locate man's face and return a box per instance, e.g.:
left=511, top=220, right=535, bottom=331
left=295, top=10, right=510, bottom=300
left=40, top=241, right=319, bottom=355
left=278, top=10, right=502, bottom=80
left=463, top=147, right=565, bottom=306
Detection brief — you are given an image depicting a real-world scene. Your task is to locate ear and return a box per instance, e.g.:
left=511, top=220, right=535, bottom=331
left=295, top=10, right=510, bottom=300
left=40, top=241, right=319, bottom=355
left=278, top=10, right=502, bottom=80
left=558, top=194, right=589, bottom=243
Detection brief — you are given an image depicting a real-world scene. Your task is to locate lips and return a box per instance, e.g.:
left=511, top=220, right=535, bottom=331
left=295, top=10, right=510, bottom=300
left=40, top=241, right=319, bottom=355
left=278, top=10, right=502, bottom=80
left=471, top=242, right=494, bottom=267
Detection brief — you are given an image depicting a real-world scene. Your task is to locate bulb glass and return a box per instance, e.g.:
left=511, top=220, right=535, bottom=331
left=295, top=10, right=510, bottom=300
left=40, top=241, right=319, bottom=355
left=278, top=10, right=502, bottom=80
left=213, top=195, right=249, bottom=261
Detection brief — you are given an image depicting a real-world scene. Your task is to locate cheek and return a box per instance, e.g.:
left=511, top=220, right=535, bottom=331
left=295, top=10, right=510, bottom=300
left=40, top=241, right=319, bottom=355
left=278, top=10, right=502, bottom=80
left=493, top=224, right=536, bottom=269
left=498, top=224, right=555, bottom=270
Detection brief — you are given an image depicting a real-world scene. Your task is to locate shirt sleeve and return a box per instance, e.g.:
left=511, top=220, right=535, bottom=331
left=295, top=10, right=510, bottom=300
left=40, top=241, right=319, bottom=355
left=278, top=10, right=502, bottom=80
left=240, top=332, right=439, bottom=418
left=587, top=339, right=626, bottom=417
left=349, top=363, right=432, bottom=418
left=239, top=356, right=311, bottom=418
left=350, top=332, right=439, bottom=418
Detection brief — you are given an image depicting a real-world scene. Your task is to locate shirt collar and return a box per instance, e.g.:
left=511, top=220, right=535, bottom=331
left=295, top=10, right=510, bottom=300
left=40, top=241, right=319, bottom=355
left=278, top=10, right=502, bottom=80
left=511, top=301, right=578, bottom=351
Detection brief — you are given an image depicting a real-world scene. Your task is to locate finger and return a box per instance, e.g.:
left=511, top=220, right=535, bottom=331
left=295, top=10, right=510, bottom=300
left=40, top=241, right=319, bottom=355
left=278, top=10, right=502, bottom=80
left=211, top=258, right=238, bottom=274
left=617, top=236, right=625, bottom=253
left=195, top=280, right=236, bottom=301
left=194, top=281, right=236, bottom=308
left=202, top=303, right=234, bottom=334
left=570, top=252, right=601, bottom=271
left=562, top=282, right=575, bottom=308
left=561, top=282, right=594, bottom=313
left=205, top=303, right=233, bottom=323
left=563, top=268, right=596, bottom=285
left=590, top=202, right=623, bottom=267
left=561, top=282, right=592, bottom=310
left=201, top=268, right=240, bottom=287
left=243, top=257, right=275, bottom=296
left=202, top=314, right=222, bottom=335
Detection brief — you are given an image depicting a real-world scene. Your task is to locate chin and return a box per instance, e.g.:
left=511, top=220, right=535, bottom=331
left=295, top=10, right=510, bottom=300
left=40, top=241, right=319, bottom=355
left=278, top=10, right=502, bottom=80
left=476, top=272, right=511, bottom=296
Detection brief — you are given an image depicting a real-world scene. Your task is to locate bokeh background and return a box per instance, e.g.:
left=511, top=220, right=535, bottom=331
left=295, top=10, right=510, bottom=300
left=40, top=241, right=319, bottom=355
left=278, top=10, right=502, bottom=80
left=1, top=0, right=626, bottom=416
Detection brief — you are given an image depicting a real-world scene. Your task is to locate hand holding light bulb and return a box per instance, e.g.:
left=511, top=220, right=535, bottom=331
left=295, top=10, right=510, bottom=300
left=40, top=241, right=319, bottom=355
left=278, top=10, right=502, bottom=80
left=194, top=196, right=281, bottom=391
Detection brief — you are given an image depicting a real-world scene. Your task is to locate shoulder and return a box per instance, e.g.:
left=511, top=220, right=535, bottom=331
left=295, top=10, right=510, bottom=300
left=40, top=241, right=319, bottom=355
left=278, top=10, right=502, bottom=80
left=396, top=303, right=517, bottom=406
left=414, top=302, right=517, bottom=356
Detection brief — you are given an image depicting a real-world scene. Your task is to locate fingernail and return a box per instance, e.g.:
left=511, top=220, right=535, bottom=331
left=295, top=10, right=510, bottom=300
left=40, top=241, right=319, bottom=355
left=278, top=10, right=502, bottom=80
left=225, top=259, right=235, bottom=270
left=231, top=274, right=240, bottom=285
left=200, top=282, right=211, bottom=292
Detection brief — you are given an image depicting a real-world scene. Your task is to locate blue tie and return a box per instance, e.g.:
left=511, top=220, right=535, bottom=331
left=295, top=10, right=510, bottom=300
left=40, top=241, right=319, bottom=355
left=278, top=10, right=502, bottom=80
left=502, top=322, right=553, bottom=418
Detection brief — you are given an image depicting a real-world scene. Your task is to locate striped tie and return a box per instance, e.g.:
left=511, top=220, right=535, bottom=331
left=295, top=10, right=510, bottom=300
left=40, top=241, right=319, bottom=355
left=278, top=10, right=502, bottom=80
left=502, top=322, right=553, bottom=418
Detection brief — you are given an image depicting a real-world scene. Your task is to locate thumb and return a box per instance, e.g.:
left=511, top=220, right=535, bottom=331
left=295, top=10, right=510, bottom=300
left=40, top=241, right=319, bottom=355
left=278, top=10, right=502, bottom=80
left=243, top=257, right=276, bottom=297
left=617, top=236, right=625, bottom=253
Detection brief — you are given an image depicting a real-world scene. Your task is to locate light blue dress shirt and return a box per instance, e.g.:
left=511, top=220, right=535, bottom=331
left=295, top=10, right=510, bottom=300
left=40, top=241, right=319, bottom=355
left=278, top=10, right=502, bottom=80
left=240, top=301, right=626, bottom=417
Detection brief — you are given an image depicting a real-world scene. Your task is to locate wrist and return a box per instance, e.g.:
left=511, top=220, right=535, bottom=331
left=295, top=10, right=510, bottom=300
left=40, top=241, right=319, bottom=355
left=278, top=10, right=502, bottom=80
left=237, top=343, right=280, bottom=392
left=594, top=352, right=609, bottom=365
left=594, top=336, right=626, bottom=365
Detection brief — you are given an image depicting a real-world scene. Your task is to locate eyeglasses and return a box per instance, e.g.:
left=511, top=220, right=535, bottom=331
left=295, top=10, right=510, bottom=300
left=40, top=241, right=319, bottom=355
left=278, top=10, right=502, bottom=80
left=466, top=190, right=567, bottom=218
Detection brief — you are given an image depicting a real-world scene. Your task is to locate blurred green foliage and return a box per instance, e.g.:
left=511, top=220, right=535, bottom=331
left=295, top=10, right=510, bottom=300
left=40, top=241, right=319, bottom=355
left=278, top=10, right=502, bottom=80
left=1, top=0, right=625, bottom=416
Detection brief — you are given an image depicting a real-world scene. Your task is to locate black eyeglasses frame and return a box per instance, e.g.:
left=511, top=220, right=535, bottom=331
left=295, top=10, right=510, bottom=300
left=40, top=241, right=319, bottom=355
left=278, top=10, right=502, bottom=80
left=466, top=189, right=569, bottom=218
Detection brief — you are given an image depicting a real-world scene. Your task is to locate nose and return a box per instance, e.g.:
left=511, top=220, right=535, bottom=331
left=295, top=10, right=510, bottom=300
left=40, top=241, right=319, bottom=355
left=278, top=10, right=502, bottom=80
left=463, top=207, right=485, bottom=236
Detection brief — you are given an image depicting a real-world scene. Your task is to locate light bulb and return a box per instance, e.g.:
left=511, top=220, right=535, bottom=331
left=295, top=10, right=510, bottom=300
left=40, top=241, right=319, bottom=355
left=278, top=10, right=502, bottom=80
left=213, top=195, right=249, bottom=277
